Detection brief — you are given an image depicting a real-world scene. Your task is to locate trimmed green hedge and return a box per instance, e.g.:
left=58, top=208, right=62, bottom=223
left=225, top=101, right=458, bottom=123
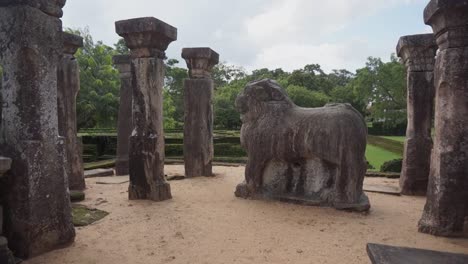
left=214, top=143, right=246, bottom=156
left=380, top=159, right=403, bottom=173
left=165, top=138, right=183, bottom=144
left=166, top=156, right=247, bottom=164
left=368, top=135, right=404, bottom=155
left=368, top=121, right=407, bottom=136
left=214, top=137, right=241, bottom=144
left=164, top=143, right=246, bottom=157
left=166, top=144, right=184, bottom=156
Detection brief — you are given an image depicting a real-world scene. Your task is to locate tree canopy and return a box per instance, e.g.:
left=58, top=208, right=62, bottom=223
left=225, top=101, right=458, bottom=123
left=69, top=28, right=407, bottom=132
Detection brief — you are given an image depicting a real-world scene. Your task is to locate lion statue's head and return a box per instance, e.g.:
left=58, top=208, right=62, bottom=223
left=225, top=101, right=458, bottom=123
left=235, top=79, right=294, bottom=123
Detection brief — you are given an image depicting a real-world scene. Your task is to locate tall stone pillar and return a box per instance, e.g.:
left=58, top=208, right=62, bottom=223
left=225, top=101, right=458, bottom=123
left=115, top=17, right=177, bottom=201
left=182, top=48, right=219, bottom=177
left=396, top=34, right=437, bottom=196
left=0, top=0, right=75, bottom=258
left=419, top=0, right=468, bottom=237
left=113, top=55, right=133, bottom=176
left=58, top=32, right=85, bottom=191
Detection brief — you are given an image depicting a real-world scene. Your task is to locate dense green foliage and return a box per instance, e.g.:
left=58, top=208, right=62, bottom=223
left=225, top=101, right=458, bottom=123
left=70, top=29, right=178, bottom=130
left=66, top=28, right=120, bottom=129
left=380, top=158, right=403, bottom=173
left=352, top=55, right=407, bottom=127
left=165, top=59, right=188, bottom=128
left=209, top=58, right=406, bottom=130
left=70, top=28, right=407, bottom=134
left=82, top=130, right=405, bottom=171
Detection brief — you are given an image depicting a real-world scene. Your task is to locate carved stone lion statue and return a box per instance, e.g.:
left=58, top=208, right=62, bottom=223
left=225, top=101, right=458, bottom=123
left=234, top=79, right=370, bottom=211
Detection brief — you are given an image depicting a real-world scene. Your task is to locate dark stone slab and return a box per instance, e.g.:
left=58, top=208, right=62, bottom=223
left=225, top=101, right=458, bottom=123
left=84, top=169, right=115, bottom=178
left=182, top=48, right=219, bottom=61
left=95, top=176, right=129, bottom=185
left=166, top=175, right=186, bottom=181
left=364, top=184, right=401, bottom=196
left=367, top=243, right=468, bottom=264
left=274, top=193, right=370, bottom=212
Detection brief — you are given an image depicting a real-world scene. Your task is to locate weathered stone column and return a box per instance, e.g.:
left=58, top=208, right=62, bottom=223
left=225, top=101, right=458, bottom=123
left=115, top=17, right=177, bottom=201
left=396, top=34, right=437, bottom=196
left=419, top=0, right=468, bottom=237
left=0, top=0, right=75, bottom=258
left=182, top=48, right=219, bottom=177
left=58, top=32, right=85, bottom=191
left=113, top=55, right=133, bottom=176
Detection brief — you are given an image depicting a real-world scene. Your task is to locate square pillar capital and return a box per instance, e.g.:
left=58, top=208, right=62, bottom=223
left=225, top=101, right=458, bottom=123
left=115, top=17, right=177, bottom=58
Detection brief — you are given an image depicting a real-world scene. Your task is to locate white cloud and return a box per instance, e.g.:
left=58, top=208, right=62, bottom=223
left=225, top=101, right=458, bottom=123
left=242, top=0, right=427, bottom=71
left=249, top=39, right=371, bottom=72
left=62, top=0, right=428, bottom=73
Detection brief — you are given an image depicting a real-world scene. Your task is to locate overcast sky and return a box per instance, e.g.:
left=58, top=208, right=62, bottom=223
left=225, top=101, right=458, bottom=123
left=62, top=0, right=431, bottom=73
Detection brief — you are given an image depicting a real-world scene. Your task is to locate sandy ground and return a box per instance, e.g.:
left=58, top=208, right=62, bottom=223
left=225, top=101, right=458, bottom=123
left=26, top=165, right=468, bottom=264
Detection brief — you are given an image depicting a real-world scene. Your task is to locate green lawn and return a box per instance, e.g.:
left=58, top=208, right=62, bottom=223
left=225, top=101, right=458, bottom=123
left=80, top=128, right=406, bottom=172
left=366, top=144, right=402, bottom=171
left=381, top=136, right=406, bottom=143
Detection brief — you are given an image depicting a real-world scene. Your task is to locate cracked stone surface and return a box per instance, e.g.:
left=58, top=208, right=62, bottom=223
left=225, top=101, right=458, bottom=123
left=0, top=2, right=75, bottom=258
left=419, top=0, right=468, bottom=237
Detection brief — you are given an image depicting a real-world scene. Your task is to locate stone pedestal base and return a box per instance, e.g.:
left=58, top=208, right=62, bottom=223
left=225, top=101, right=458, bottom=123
left=235, top=181, right=370, bottom=212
